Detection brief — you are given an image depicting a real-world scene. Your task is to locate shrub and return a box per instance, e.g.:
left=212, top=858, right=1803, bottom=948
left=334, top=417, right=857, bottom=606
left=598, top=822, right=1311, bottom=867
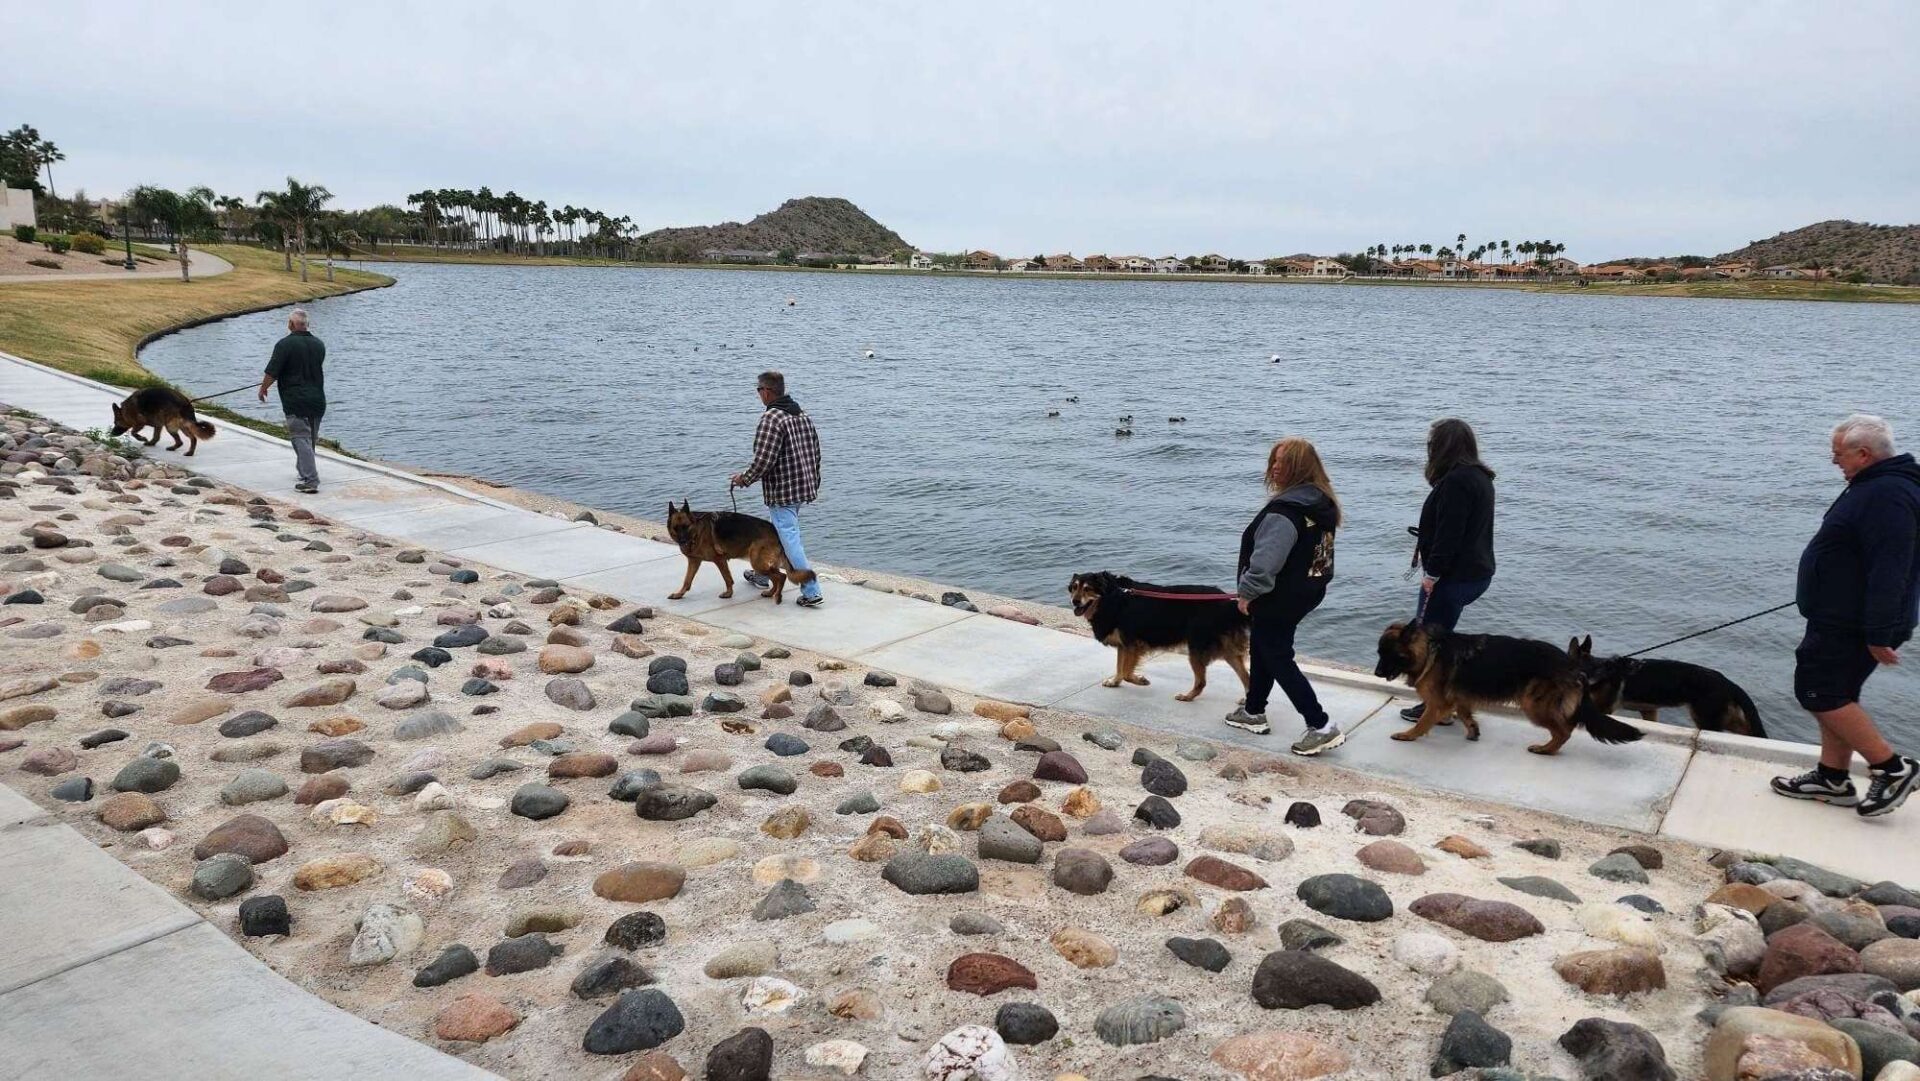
left=43, top=236, right=71, bottom=254
left=26, top=258, right=60, bottom=269
left=70, top=232, right=105, bottom=255
left=11, top=224, right=34, bottom=243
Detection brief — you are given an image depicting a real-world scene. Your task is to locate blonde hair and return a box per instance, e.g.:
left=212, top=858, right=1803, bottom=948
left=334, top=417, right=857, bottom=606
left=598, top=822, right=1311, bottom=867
left=1265, top=437, right=1341, bottom=526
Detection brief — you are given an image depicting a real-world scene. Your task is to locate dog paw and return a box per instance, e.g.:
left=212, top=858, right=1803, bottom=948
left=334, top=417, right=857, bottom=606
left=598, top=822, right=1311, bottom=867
left=1101, top=678, right=1121, bottom=688
left=1464, top=728, right=1481, bottom=742
left=666, top=591, right=686, bottom=600
left=1174, top=692, right=1198, bottom=702
left=1526, top=743, right=1554, bottom=755
left=1390, top=731, right=1419, bottom=742
left=718, top=590, right=733, bottom=598
left=1126, top=676, right=1151, bottom=686
left=759, top=588, right=775, bottom=598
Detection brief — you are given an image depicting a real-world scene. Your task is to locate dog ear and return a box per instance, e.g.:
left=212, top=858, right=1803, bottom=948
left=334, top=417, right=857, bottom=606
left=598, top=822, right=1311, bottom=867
left=1580, top=635, right=1592, bottom=658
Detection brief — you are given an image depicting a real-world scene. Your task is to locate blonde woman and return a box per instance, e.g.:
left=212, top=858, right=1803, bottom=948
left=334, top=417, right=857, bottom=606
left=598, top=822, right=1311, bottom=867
left=1225, top=437, right=1344, bottom=755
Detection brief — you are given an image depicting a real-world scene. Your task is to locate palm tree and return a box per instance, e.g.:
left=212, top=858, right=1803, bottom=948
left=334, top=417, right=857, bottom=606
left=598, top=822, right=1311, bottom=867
left=1418, top=243, right=1432, bottom=256
left=1499, top=239, right=1511, bottom=264
left=130, top=185, right=215, bottom=282
left=259, top=177, right=333, bottom=281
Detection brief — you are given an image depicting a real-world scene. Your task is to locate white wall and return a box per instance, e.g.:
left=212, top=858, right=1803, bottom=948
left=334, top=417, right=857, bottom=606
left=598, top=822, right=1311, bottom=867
left=0, top=188, right=37, bottom=231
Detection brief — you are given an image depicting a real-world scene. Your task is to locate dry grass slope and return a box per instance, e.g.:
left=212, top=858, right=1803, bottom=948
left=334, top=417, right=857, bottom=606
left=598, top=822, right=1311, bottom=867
left=640, top=196, right=911, bottom=257
left=1717, top=219, right=1920, bottom=285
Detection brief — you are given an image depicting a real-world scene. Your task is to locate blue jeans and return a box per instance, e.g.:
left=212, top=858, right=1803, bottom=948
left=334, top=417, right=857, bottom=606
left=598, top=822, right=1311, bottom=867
left=1414, top=576, right=1491, bottom=631
left=768, top=505, right=821, bottom=600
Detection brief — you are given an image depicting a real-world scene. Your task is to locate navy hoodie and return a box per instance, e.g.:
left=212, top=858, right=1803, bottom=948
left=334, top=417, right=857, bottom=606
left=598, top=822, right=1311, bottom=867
left=1796, top=452, right=1920, bottom=647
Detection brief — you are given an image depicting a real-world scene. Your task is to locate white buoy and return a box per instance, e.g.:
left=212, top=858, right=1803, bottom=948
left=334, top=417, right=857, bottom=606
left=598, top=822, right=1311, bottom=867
left=864, top=349, right=876, bottom=359
left=786, top=297, right=797, bottom=306
left=1269, top=354, right=1280, bottom=362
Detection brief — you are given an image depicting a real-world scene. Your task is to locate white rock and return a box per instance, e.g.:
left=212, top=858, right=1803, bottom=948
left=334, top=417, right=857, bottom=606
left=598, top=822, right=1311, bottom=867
left=1390, top=931, right=1460, bottom=976
left=309, top=798, right=378, bottom=827
left=347, top=903, right=422, bottom=966
left=741, top=976, right=805, bottom=1014
left=414, top=782, right=454, bottom=811
left=1877, top=1062, right=1920, bottom=1081
left=1578, top=902, right=1662, bottom=950
left=94, top=619, right=152, bottom=634
left=924, top=1025, right=1017, bottom=1081
left=485, top=603, right=515, bottom=618
left=252, top=647, right=304, bottom=668
left=375, top=681, right=429, bottom=709
left=823, top=919, right=880, bottom=945
left=139, top=827, right=175, bottom=850
left=393, top=605, right=425, bottom=617
left=402, top=748, right=451, bottom=771
left=806, top=1039, right=870, bottom=1076
left=869, top=699, right=907, bottom=723
left=1694, top=903, right=1767, bottom=978
left=402, top=868, right=455, bottom=911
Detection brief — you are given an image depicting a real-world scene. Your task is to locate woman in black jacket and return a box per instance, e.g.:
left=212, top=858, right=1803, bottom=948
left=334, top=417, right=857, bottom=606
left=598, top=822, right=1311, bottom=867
left=1401, top=418, right=1497, bottom=722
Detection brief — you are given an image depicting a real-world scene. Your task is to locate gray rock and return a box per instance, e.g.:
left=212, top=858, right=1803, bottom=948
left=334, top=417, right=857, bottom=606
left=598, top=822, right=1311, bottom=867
left=1278, top=918, right=1343, bottom=952
left=1617, top=894, right=1666, bottom=914
left=476, top=636, right=525, bottom=656
left=1556, top=1017, right=1675, bottom=1081
left=394, top=709, right=462, bottom=741
left=219, top=769, right=288, bottom=805
left=882, top=852, right=979, bottom=895
left=413, top=944, right=479, bottom=987
left=50, top=777, right=92, bottom=802
left=604, top=911, right=667, bottom=951
left=485, top=932, right=556, bottom=975
left=467, top=757, right=523, bottom=780
left=1093, top=993, right=1187, bottom=1046
left=634, top=784, right=717, bottom=821
left=737, top=764, right=797, bottom=796
left=582, top=989, right=686, bottom=1055
left=1251, top=950, right=1381, bottom=1010
left=218, top=711, right=277, bottom=738
left=572, top=953, right=652, bottom=1000
left=1297, top=873, right=1394, bottom=922
left=239, top=895, right=291, bottom=938
left=951, top=912, right=1003, bottom=935
left=111, top=756, right=180, bottom=793
left=1166, top=936, right=1231, bottom=972
left=713, top=663, right=743, bottom=687
left=1498, top=875, right=1581, bottom=903
left=1052, top=848, right=1114, bottom=895
left=1831, top=1017, right=1920, bottom=1081
left=978, top=816, right=1044, bottom=864
left=803, top=704, right=844, bottom=731
left=751, top=879, right=816, bottom=921
left=1587, top=852, right=1650, bottom=884
left=1426, top=970, right=1511, bottom=1016
left=1861, top=881, right=1920, bottom=909
left=608, top=770, right=663, bottom=801
left=510, top=783, right=570, bottom=820
left=764, top=733, right=808, bottom=756
left=940, top=741, right=991, bottom=772
left=1083, top=728, right=1125, bottom=751
left=645, top=669, right=689, bottom=696
left=1515, top=838, right=1563, bottom=859
left=1764, top=856, right=1866, bottom=898
left=1140, top=757, right=1188, bottom=797
left=1432, top=1010, right=1512, bottom=1076
left=433, top=624, right=487, bottom=648
left=192, top=853, right=255, bottom=900
left=835, top=790, right=879, bottom=815
left=995, top=1002, right=1058, bottom=1045
left=608, top=711, right=650, bottom=738
left=545, top=678, right=595, bottom=710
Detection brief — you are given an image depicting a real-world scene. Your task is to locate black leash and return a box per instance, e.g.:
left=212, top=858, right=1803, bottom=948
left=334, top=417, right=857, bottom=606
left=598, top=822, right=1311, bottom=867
left=1621, top=601, right=1795, bottom=658
left=190, top=382, right=259, bottom=404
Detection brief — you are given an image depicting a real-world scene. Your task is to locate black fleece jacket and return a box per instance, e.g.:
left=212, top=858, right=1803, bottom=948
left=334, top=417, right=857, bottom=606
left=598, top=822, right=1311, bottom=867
left=1416, top=464, right=1496, bottom=582
left=1797, top=453, right=1920, bottom=647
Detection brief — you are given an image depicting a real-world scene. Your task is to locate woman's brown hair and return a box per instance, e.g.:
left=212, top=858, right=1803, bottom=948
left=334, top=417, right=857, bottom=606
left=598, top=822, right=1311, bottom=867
left=1425, top=417, right=1495, bottom=485
left=1265, top=437, right=1341, bottom=528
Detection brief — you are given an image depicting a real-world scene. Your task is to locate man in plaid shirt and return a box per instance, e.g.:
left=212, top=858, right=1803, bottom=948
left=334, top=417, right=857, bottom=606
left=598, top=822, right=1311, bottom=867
left=730, top=370, right=826, bottom=607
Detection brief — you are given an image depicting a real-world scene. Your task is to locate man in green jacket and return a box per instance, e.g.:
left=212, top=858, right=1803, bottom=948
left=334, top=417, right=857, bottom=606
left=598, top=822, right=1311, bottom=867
left=257, top=307, right=326, bottom=493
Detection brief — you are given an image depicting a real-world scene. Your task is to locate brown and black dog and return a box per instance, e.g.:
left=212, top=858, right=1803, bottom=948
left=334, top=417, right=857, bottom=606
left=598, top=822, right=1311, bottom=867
left=109, top=387, right=216, bottom=456
left=1374, top=622, right=1643, bottom=755
left=1069, top=571, right=1250, bottom=701
left=1572, top=637, right=1765, bottom=737
left=664, top=501, right=815, bottom=604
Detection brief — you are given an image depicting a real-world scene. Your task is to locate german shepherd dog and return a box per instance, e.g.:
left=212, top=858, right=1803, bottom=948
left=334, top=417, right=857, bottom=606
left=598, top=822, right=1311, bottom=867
left=1374, top=622, right=1643, bottom=755
left=1068, top=571, right=1250, bottom=701
left=1571, top=637, right=1765, bottom=737
left=664, top=501, right=815, bottom=604
left=109, top=387, right=216, bottom=456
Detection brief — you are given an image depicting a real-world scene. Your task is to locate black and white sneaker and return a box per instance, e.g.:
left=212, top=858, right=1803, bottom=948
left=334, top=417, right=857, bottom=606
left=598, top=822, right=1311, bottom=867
left=1769, top=768, right=1860, bottom=806
left=743, top=571, right=772, bottom=590
left=1399, top=702, right=1425, bottom=722
left=795, top=595, right=824, bottom=609
left=1858, top=756, right=1919, bottom=818
left=294, top=483, right=319, bottom=494
left=1224, top=707, right=1270, bottom=735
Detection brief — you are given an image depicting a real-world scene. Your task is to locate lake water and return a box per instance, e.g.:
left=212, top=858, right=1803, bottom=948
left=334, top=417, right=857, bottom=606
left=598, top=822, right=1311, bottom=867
left=142, top=262, right=1920, bottom=747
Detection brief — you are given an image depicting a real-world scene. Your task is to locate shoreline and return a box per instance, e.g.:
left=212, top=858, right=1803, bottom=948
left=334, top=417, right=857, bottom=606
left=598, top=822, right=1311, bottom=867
left=347, top=246, right=1920, bottom=304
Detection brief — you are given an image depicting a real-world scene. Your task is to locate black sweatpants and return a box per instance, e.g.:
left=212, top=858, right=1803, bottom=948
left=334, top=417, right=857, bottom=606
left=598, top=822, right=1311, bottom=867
left=1245, top=588, right=1329, bottom=729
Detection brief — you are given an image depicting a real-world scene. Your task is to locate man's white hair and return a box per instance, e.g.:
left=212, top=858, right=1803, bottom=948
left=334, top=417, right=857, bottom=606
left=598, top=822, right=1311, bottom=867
left=289, top=308, right=310, bottom=329
left=1834, top=413, right=1895, bottom=458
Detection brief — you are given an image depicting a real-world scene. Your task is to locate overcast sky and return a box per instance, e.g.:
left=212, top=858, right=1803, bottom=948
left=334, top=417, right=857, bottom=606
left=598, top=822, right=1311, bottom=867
left=10, top=2, right=1917, bottom=260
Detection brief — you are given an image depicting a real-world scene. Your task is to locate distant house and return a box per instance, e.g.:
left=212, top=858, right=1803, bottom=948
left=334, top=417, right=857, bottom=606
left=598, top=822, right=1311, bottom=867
left=1581, top=264, right=1646, bottom=281
left=1081, top=254, right=1116, bottom=272
left=1241, top=260, right=1266, bottom=275
left=1004, top=258, right=1038, bottom=272
left=1372, top=261, right=1416, bottom=278
left=1762, top=264, right=1822, bottom=280
left=1195, top=254, right=1230, bottom=273
left=1115, top=255, right=1153, bottom=272
left=1310, top=258, right=1348, bottom=278
left=1043, top=253, right=1084, bottom=271
left=1711, top=261, right=1754, bottom=279
left=702, top=247, right=779, bottom=264
left=1481, top=264, right=1538, bottom=280
left=908, top=252, right=934, bottom=270
left=1542, top=256, right=1581, bottom=276
left=0, top=187, right=35, bottom=231
left=965, top=250, right=999, bottom=270
left=1153, top=256, right=1184, bottom=274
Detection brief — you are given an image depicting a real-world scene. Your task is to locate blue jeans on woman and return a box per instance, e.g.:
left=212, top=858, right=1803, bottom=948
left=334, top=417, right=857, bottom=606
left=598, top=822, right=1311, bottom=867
left=1415, top=576, right=1491, bottom=631
left=769, top=505, right=822, bottom=600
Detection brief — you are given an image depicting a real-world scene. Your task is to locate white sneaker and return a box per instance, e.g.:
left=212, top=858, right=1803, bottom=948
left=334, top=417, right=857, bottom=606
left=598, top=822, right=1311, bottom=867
left=1224, top=707, right=1270, bottom=735
left=1291, top=724, right=1346, bottom=757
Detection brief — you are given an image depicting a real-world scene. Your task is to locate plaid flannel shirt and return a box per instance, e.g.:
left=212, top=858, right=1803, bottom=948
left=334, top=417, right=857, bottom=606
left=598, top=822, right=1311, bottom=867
left=739, top=406, right=822, bottom=507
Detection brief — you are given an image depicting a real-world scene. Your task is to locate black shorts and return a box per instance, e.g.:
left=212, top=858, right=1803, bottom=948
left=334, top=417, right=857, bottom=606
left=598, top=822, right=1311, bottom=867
left=1793, top=626, right=1880, bottom=713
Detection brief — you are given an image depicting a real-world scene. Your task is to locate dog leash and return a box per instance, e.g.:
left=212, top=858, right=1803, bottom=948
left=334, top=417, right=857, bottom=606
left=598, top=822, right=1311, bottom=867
left=188, top=382, right=261, bottom=404
left=1117, top=587, right=1239, bottom=603
left=1621, top=601, right=1795, bottom=658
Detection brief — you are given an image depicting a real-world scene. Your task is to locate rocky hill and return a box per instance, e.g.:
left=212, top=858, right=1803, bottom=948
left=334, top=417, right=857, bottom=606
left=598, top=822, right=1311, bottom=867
left=640, top=197, right=910, bottom=259
left=1716, top=220, right=1920, bottom=284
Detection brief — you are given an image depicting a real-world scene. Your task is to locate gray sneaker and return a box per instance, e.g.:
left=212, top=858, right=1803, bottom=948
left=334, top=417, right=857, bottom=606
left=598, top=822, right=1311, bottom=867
left=1223, top=707, right=1270, bottom=735
left=1291, top=724, right=1346, bottom=757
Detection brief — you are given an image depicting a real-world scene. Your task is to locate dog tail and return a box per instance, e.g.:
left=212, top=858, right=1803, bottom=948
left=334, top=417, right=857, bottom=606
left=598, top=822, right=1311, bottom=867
left=1577, top=696, right=1644, bottom=744
left=787, top=568, right=815, bottom=584
left=1727, top=682, right=1765, bottom=739
left=193, top=420, right=217, bottom=439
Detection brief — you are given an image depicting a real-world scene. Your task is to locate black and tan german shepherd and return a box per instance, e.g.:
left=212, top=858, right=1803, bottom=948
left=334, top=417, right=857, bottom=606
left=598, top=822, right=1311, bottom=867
left=664, top=501, right=815, bottom=604
left=109, top=387, right=216, bottom=456
left=1571, top=637, right=1765, bottom=737
left=1068, top=571, right=1250, bottom=702
left=1374, top=622, right=1643, bottom=755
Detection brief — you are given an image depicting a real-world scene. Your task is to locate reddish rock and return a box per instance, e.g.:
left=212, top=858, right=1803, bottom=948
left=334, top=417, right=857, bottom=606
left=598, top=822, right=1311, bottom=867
left=946, top=952, right=1038, bottom=996
left=1707, top=882, right=1777, bottom=915
left=1435, top=835, right=1490, bottom=860
left=433, top=994, right=520, bottom=1042
left=998, top=780, right=1042, bottom=804
left=808, top=761, right=844, bottom=778
left=1213, top=897, right=1255, bottom=934
left=1010, top=804, right=1067, bottom=842
left=1356, top=839, right=1427, bottom=876
left=593, top=861, right=685, bottom=903
left=1185, top=855, right=1269, bottom=891
left=283, top=678, right=355, bottom=708
left=294, top=774, right=351, bottom=805
left=206, top=668, right=284, bottom=694
left=1342, top=798, right=1405, bottom=835
left=549, top=752, right=618, bottom=779
left=193, top=814, right=289, bottom=863
left=1758, top=923, right=1861, bottom=994
left=619, top=1051, right=688, bottom=1081
left=97, top=792, right=165, bottom=831
left=20, top=747, right=76, bottom=775
left=500, top=722, right=563, bottom=747
left=306, top=716, right=364, bottom=736
left=1410, top=893, right=1544, bottom=942
left=1032, top=750, right=1088, bottom=784
left=1553, top=946, right=1668, bottom=996
left=868, top=816, right=908, bottom=839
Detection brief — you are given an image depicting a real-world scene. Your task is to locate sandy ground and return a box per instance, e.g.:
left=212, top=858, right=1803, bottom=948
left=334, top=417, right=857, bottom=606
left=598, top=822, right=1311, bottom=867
left=0, top=235, right=175, bottom=277
left=2, top=412, right=1737, bottom=1081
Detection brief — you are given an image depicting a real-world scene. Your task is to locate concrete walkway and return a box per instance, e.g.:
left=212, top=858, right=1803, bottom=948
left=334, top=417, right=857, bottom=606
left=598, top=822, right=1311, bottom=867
left=2, top=347, right=1916, bottom=1067
left=0, top=247, right=233, bottom=284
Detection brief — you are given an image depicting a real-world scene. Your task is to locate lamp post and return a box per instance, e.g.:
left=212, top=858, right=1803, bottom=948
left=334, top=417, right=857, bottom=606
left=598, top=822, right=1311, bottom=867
left=121, top=206, right=134, bottom=271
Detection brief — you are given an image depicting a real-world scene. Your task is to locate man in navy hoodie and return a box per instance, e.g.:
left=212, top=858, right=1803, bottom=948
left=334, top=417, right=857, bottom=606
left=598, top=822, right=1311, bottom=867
left=1772, top=414, right=1920, bottom=817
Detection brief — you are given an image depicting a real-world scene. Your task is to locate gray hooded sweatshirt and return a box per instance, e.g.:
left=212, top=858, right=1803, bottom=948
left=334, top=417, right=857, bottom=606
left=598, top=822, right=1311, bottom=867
left=1237, top=484, right=1333, bottom=602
